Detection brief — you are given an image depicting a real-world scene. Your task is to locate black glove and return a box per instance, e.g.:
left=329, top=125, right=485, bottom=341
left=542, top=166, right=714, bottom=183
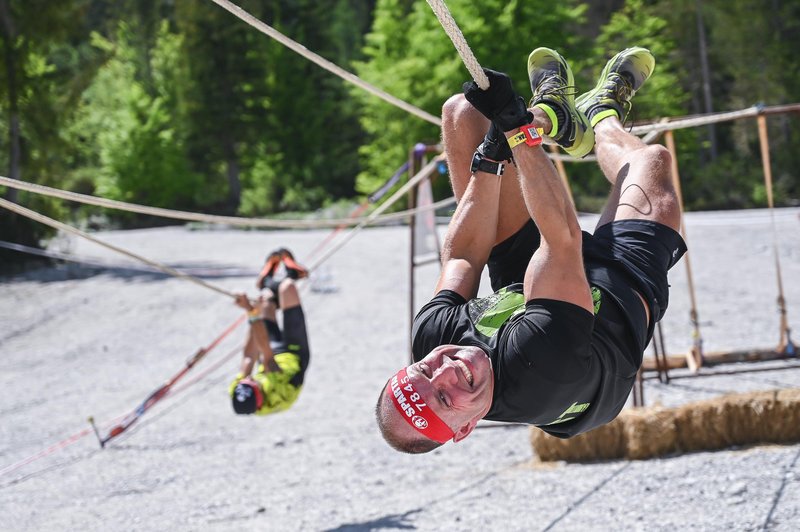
left=477, top=122, right=512, bottom=162
left=463, top=68, right=531, bottom=132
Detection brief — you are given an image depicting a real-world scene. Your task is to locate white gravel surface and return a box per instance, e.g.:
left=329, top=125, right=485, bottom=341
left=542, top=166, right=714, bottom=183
left=1, top=208, right=799, bottom=531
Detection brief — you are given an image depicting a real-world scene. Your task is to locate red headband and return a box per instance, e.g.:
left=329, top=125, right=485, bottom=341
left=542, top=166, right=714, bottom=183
left=239, top=377, right=264, bottom=410
left=387, top=368, right=454, bottom=444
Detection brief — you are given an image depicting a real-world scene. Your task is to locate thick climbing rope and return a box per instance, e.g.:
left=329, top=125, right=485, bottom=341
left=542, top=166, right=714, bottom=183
left=209, top=0, right=441, bottom=127
left=1, top=159, right=445, bottom=290
left=425, top=0, right=489, bottom=89
left=0, top=197, right=236, bottom=299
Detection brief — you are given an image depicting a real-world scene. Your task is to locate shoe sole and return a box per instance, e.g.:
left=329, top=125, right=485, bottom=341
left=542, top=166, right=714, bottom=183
left=576, top=47, right=655, bottom=126
left=528, top=47, right=594, bottom=158
left=527, top=47, right=575, bottom=105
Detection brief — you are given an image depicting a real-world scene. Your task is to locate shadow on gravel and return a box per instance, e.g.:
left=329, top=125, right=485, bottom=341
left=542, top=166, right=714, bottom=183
left=0, top=450, right=100, bottom=490
left=324, top=509, right=420, bottom=531
left=1, top=261, right=258, bottom=284
left=762, top=446, right=800, bottom=530
left=541, top=462, right=631, bottom=532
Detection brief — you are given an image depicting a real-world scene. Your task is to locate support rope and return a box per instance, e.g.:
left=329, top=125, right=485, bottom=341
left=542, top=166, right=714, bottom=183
left=0, top=197, right=236, bottom=299
left=307, top=156, right=442, bottom=272
left=209, top=0, right=441, bottom=127
left=425, top=0, right=489, bottom=89
left=92, top=316, right=245, bottom=447
left=0, top=175, right=446, bottom=230
left=0, top=332, right=244, bottom=479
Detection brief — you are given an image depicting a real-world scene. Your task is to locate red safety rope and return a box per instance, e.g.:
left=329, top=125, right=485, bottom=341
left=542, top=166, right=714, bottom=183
left=0, top=316, right=245, bottom=479
left=92, top=314, right=245, bottom=447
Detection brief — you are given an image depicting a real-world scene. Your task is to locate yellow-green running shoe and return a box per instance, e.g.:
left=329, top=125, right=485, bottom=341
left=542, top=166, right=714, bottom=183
left=576, top=47, right=655, bottom=128
left=527, top=47, right=594, bottom=158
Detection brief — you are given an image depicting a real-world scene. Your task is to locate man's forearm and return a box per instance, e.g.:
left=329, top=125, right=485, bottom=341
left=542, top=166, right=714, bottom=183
left=249, top=321, right=275, bottom=368
left=436, top=173, right=501, bottom=294
left=509, top=131, right=582, bottom=247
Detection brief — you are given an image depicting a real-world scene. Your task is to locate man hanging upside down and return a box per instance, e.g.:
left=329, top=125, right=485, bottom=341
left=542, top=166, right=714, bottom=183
left=230, top=248, right=310, bottom=415
left=375, top=47, right=687, bottom=453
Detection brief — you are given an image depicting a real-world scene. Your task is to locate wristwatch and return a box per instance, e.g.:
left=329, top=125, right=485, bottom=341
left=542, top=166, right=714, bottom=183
left=470, top=151, right=505, bottom=176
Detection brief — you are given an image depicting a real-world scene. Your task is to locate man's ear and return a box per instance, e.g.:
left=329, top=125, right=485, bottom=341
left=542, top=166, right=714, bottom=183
left=452, top=418, right=479, bottom=443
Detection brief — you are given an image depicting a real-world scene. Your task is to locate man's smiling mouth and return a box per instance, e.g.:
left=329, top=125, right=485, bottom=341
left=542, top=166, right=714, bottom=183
left=452, top=358, right=474, bottom=386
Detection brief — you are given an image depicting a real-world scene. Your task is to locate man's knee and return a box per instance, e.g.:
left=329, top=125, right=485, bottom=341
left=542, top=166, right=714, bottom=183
left=641, top=145, right=672, bottom=187
left=640, top=144, right=681, bottom=227
left=441, top=93, right=486, bottom=129
left=442, top=93, right=467, bottom=123
left=278, top=278, right=301, bottom=309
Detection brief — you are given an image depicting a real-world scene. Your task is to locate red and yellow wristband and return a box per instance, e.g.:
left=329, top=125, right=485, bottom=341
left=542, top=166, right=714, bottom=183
left=507, top=124, right=544, bottom=149
left=247, top=308, right=261, bottom=323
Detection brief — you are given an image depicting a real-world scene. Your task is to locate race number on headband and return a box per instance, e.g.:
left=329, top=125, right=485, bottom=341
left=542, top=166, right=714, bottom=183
left=388, top=367, right=454, bottom=444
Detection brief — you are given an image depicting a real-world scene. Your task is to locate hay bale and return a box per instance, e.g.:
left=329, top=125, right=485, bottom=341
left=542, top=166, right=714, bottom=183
left=622, top=406, right=677, bottom=460
left=674, top=390, right=798, bottom=452
left=530, top=418, right=624, bottom=462
left=727, top=390, right=775, bottom=444
left=675, top=396, right=737, bottom=452
left=530, top=388, right=800, bottom=462
left=775, top=388, right=800, bottom=442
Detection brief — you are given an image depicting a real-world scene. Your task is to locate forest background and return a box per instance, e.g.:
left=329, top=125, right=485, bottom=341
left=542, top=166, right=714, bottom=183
left=1, top=0, right=799, bottom=262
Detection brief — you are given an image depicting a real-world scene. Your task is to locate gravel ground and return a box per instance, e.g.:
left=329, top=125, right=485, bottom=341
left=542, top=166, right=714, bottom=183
left=1, top=207, right=799, bottom=531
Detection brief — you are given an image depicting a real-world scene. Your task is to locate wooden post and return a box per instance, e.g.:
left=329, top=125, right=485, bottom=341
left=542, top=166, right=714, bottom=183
left=756, top=114, right=795, bottom=355
left=664, top=131, right=704, bottom=371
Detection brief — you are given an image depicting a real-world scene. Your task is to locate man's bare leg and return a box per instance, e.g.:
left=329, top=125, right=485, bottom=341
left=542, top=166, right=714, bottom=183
left=593, top=117, right=681, bottom=232
left=276, top=278, right=301, bottom=310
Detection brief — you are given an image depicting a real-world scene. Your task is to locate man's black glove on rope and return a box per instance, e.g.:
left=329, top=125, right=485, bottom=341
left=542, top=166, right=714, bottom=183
left=463, top=68, right=532, bottom=132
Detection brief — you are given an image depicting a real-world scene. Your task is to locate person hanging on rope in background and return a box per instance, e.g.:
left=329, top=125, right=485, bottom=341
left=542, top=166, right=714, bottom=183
left=375, top=47, right=687, bottom=453
left=229, top=248, right=310, bottom=416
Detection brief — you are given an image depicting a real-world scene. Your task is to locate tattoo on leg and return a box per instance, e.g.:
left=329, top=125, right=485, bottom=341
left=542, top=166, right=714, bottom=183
left=618, top=183, right=653, bottom=216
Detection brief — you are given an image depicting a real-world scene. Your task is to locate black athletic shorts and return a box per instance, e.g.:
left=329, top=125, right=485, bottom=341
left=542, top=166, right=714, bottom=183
left=584, top=220, right=687, bottom=326
left=264, top=305, right=310, bottom=386
left=487, top=218, right=686, bottom=342
left=487, top=220, right=541, bottom=292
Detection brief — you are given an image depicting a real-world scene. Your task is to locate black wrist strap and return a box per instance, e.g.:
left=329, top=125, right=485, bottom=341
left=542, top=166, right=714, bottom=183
left=471, top=151, right=504, bottom=176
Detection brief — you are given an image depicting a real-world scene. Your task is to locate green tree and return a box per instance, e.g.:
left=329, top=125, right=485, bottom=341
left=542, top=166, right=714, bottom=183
left=654, top=0, right=800, bottom=208
left=0, top=0, right=90, bottom=261
left=572, top=0, right=690, bottom=210
left=174, top=1, right=276, bottom=214
left=354, top=0, right=588, bottom=198
left=262, top=0, right=371, bottom=210
left=703, top=0, right=800, bottom=207
left=68, top=23, right=203, bottom=216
